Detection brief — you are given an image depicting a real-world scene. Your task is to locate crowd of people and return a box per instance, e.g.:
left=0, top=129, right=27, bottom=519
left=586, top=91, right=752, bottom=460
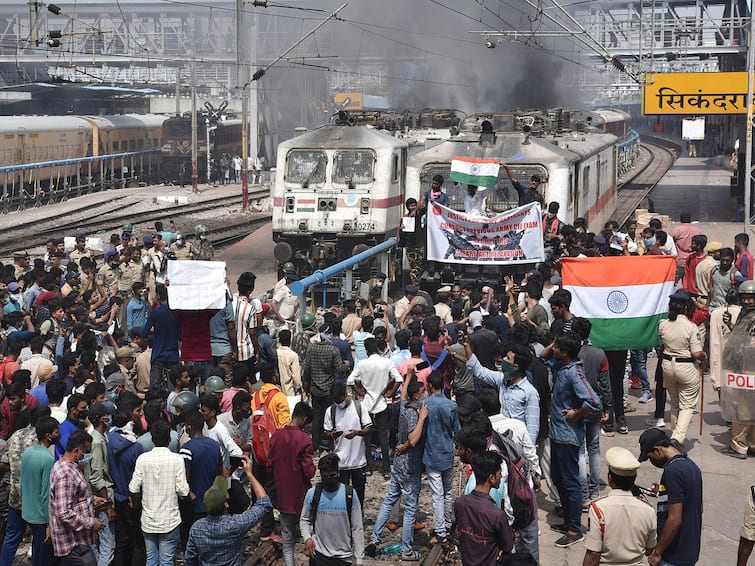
left=0, top=208, right=753, bottom=566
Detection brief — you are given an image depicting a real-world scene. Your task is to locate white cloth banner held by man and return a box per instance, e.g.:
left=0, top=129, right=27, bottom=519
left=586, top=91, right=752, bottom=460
left=166, top=260, right=228, bottom=310
left=426, top=202, right=545, bottom=264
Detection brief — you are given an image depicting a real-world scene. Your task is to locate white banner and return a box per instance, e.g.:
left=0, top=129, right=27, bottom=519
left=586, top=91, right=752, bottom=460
left=426, top=202, right=545, bottom=264
left=166, top=260, right=228, bottom=310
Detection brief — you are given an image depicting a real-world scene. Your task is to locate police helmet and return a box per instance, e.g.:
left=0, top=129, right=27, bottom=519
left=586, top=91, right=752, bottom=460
left=738, top=280, right=755, bottom=295
left=172, top=391, right=198, bottom=415
left=282, top=262, right=296, bottom=274
left=194, top=224, right=209, bottom=238
left=204, top=375, right=227, bottom=393
left=300, top=312, right=316, bottom=330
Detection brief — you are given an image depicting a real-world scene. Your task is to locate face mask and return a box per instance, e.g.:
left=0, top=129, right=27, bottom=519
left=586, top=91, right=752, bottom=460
left=547, top=213, right=555, bottom=219
left=649, top=455, right=665, bottom=469
left=106, top=391, right=118, bottom=404
left=337, top=400, right=348, bottom=410
left=322, top=476, right=340, bottom=491
left=644, top=236, right=656, bottom=248
left=375, top=282, right=383, bottom=289
left=79, top=452, right=93, bottom=466
left=78, top=410, right=89, bottom=422
left=242, top=409, right=253, bottom=418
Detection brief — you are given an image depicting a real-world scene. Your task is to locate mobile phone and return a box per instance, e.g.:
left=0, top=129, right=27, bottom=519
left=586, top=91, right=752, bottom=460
left=229, top=456, right=244, bottom=469
left=415, top=360, right=430, bottom=371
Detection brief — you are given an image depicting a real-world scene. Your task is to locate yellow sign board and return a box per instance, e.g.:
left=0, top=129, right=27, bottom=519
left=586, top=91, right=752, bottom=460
left=643, top=72, right=755, bottom=115
left=333, top=92, right=363, bottom=111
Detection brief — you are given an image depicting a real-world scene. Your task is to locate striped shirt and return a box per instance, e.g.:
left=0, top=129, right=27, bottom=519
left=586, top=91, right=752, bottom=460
left=231, top=294, right=261, bottom=361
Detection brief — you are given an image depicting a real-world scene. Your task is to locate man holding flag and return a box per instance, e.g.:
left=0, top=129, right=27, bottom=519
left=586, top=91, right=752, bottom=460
left=450, top=157, right=500, bottom=217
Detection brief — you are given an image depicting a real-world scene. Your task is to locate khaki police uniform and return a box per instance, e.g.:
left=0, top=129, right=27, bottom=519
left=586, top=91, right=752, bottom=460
left=189, top=238, right=214, bottom=261
left=170, top=242, right=192, bottom=260
left=742, top=486, right=755, bottom=543
left=95, top=264, right=120, bottom=296
left=658, top=314, right=703, bottom=443
left=69, top=247, right=90, bottom=266
left=13, top=251, right=30, bottom=280
left=585, top=447, right=657, bottom=565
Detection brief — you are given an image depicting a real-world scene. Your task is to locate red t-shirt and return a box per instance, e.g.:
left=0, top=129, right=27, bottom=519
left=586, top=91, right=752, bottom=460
left=176, top=310, right=216, bottom=362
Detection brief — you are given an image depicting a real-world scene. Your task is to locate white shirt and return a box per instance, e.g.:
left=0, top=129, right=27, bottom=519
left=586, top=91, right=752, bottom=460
left=128, top=447, right=190, bottom=534
left=488, top=414, right=542, bottom=485
left=272, top=285, right=298, bottom=321
left=324, top=400, right=372, bottom=470
left=205, top=420, right=242, bottom=469
left=463, top=187, right=490, bottom=217
left=346, top=354, right=402, bottom=415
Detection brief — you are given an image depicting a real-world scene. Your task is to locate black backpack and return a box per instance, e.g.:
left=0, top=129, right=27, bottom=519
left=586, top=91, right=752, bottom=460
left=490, top=429, right=537, bottom=530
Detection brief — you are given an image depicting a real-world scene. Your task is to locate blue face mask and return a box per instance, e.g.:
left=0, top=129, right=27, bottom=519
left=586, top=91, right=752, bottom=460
left=79, top=452, right=93, bottom=466
left=106, top=391, right=118, bottom=404
left=643, top=236, right=656, bottom=248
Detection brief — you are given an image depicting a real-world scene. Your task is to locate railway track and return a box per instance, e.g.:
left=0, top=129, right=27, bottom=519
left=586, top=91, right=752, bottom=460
left=615, top=139, right=678, bottom=226
left=0, top=189, right=268, bottom=257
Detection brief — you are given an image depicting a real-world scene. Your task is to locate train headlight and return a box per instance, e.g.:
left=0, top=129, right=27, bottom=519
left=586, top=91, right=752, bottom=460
left=298, top=221, right=308, bottom=232
left=286, top=197, right=295, bottom=213
left=343, top=221, right=351, bottom=232
left=360, top=198, right=370, bottom=214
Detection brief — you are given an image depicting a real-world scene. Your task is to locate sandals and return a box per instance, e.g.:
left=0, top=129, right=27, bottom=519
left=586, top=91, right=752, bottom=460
left=401, top=550, right=422, bottom=561
left=430, top=534, right=448, bottom=545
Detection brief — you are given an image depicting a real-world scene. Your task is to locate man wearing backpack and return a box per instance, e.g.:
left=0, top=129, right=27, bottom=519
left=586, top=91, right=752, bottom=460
left=324, top=383, right=372, bottom=510
left=300, top=453, right=365, bottom=566
left=479, top=389, right=541, bottom=563
left=270, top=402, right=316, bottom=566
left=250, top=363, right=290, bottom=543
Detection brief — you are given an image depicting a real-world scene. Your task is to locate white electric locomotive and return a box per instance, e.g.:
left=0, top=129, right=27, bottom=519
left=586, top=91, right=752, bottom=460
left=406, top=109, right=620, bottom=231
left=271, top=120, right=410, bottom=271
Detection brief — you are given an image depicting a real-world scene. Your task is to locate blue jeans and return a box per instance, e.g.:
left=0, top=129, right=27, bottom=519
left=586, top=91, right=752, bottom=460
left=515, top=494, right=540, bottom=563
left=29, top=522, right=51, bottom=566
left=144, top=526, right=179, bottom=566
left=426, top=467, right=454, bottom=537
left=630, top=349, right=651, bottom=391
left=93, top=511, right=115, bottom=566
left=550, top=441, right=583, bottom=533
left=0, top=506, right=25, bottom=566
left=371, top=470, right=421, bottom=554
left=580, top=419, right=602, bottom=500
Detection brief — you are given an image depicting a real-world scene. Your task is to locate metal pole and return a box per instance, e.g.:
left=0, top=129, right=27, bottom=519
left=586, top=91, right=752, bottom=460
left=175, top=69, right=181, bottom=117
left=238, top=0, right=249, bottom=211
left=206, top=116, right=211, bottom=185
left=745, top=0, right=755, bottom=235
left=191, top=59, right=198, bottom=193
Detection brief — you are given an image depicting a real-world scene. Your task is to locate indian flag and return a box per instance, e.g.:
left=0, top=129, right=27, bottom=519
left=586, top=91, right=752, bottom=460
left=561, top=256, right=676, bottom=350
left=450, top=157, right=500, bottom=188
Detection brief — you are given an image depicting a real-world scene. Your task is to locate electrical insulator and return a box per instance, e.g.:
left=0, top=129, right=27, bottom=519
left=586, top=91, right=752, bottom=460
left=47, top=39, right=61, bottom=47
left=611, top=56, right=625, bottom=72
left=49, top=30, right=62, bottom=39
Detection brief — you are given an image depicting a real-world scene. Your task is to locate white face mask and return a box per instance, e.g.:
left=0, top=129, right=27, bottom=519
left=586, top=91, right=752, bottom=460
left=337, top=400, right=348, bottom=410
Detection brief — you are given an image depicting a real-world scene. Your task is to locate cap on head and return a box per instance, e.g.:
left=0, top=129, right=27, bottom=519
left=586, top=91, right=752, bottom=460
left=143, top=236, right=153, bottom=245
left=13, top=250, right=28, bottom=259
left=36, top=364, right=59, bottom=381
left=115, top=346, right=135, bottom=359
left=468, top=311, right=483, bottom=329
left=89, top=402, right=115, bottom=422
left=637, top=428, right=672, bottom=462
left=105, top=373, right=126, bottom=391
left=437, top=285, right=451, bottom=294
left=203, top=476, right=228, bottom=515
left=405, top=285, right=418, bottom=295
left=375, top=272, right=387, bottom=280
left=706, top=241, right=723, bottom=253
left=605, top=446, right=640, bottom=477
left=7, top=282, right=20, bottom=292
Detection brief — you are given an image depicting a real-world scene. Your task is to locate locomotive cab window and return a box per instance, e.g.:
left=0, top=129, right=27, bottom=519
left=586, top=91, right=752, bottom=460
left=333, top=150, right=375, bottom=186
left=285, top=150, right=326, bottom=186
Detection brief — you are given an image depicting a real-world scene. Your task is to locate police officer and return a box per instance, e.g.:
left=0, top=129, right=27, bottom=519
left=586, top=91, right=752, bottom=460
left=583, top=447, right=657, bottom=566
left=721, top=280, right=755, bottom=459
left=96, top=250, right=121, bottom=298
left=737, top=485, right=755, bottom=565
left=12, top=250, right=30, bottom=280
left=657, top=291, right=707, bottom=445
left=274, top=262, right=297, bottom=295
left=169, top=232, right=191, bottom=260
left=189, top=224, right=214, bottom=260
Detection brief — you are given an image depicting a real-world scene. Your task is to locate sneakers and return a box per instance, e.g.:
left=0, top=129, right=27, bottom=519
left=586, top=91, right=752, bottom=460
left=555, top=531, right=585, bottom=548
left=550, top=523, right=569, bottom=534
left=645, top=418, right=665, bottom=428
left=638, top=390, right=653, bottom=403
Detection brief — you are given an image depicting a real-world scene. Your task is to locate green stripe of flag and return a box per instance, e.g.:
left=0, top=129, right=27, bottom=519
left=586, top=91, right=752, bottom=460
left=587, top=313, right=667, bottom=351
left=450, top=171, right=498, bottom=188
left=296, top=207, right=315, bottom=212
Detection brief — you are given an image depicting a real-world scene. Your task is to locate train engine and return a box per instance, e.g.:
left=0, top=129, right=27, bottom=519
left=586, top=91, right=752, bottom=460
left=272, top=119, right=410, bottom=274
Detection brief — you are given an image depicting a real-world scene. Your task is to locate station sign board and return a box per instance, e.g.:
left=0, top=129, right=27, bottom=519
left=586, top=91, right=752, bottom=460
left=643, top=72, right=755, bottom=115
